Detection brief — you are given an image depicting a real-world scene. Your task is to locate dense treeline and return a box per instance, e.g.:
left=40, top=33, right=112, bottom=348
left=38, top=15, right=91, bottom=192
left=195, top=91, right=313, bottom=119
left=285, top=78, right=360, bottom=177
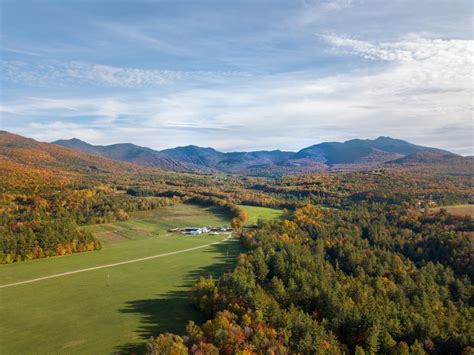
left=265, top=169, right=473, bottom=210
left=290, top=204, right=474, bottom=281
left=0, top=219, right=100, bottom=263
left=0, top=169, right=257, bottom=263
left=126, top=180, right=281, bottom=209
left=148, top=201, right=473, bottom=354
left=1, top=159, right=267, bottom=263
left=1, top=188, right=179, bottom=225
left=0, top=187, right=181, bottom=263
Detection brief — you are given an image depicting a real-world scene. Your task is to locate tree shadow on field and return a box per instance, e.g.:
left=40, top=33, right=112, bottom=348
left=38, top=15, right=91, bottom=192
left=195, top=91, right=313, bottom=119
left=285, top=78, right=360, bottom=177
left=114, top=238, right=244, bottom=354
left=203, top=205, right=234, bottom=221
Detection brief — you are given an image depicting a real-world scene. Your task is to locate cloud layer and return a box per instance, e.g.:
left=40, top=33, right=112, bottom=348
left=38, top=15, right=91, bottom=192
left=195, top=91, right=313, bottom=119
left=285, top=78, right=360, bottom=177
left=0, top=61, right=247, bottom=88
left=1, top=1, right=472, bottom=154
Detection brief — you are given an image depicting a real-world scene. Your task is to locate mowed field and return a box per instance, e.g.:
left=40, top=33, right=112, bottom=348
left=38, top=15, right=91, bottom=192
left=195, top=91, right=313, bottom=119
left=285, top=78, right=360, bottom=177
left=238, top=205, right=287, bottom=224
left=430, top=204, right=474, bottom=217
left=0, top=204, right=242, bottom=354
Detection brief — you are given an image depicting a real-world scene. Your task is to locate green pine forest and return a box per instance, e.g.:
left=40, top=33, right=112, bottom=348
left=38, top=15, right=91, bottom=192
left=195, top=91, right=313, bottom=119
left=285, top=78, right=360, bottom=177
left=0, top=132, right=473, bottom=354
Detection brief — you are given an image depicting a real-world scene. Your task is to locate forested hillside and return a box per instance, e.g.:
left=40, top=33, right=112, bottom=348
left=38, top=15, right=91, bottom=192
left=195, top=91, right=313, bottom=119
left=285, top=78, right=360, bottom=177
left=149, top=202, right=472, bottom=354
left=146, top=171, right=474, bottom=354
left=0, top=132, right=250, bottom=263
left=1, top=132, right=473, bottom=354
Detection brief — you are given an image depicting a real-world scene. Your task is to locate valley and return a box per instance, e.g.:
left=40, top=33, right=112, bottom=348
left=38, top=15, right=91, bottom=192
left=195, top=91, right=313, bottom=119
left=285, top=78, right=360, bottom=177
left=1, top=1, right=471, bottom=353
left=0, top=131, right=472, bottom=354
left=0, top=204, right=244, bottom=353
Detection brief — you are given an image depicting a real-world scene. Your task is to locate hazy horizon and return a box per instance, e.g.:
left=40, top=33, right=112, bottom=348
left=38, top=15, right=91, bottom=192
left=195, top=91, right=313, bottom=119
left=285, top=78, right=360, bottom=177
left=1, top=0, right=472, bottom=154
left=49, top=134, right=463, bottom=155
left=1, top=129, right=464, bottom=155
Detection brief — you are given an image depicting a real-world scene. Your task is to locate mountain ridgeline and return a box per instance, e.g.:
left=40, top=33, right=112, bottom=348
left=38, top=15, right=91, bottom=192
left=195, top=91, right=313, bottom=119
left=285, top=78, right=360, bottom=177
left=52, top=136, right=461, bottom=175
left=51, top=138, right=188, bottom=171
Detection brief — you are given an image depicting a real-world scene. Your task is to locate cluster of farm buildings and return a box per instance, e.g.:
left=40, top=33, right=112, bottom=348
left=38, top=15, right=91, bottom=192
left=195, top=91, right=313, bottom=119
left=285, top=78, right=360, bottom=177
left=168, top=226, right=233, bottom=236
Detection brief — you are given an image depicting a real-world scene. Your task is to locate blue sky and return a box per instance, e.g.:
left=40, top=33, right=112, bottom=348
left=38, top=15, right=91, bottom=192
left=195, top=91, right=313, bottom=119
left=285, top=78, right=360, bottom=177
left=0, top=0, right=472, bottom=154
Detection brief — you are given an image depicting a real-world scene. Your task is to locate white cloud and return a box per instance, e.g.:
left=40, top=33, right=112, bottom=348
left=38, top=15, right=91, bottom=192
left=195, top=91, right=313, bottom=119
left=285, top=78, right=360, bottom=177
left=320, top=34, right=472, bottom=104
left=64, top=63, right=179, bottom=87
left=324, top=0, right=353, bottom=11
left=96, top=22, right=189, bottom=56
left=0, top=60, right=247, bottom=88
left=1, top=46, right=42, bottom=57
left=323, top=33, right=472, bottom=64
left=2, top=35, right=472, bottom=154
left=295, top=0, right=355, bottom=26
left=0, top=97, right=129, bottom=125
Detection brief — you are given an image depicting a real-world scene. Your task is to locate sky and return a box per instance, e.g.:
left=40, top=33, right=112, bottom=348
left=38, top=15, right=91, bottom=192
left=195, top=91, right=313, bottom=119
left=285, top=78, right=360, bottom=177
left=0, top=0, right=472, bottom=154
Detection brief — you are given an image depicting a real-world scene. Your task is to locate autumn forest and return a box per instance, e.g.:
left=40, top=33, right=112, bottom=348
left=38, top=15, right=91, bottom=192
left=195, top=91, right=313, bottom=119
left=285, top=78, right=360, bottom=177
left=0, top=131, right=472, bottom=354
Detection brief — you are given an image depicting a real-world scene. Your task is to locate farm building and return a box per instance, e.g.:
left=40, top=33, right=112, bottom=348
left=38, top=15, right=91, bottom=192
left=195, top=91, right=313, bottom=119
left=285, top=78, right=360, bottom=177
left=183, top=227, right=212, bottom=235
left=169, top=226, right=225, bottom=235
left=184, top=227, right=202, bottom=235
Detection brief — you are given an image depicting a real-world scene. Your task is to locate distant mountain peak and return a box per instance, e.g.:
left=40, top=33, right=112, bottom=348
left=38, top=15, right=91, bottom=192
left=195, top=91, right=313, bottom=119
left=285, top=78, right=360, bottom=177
left=374, top=136, right=393, bottom=141
left=170, top=144, right=221, bottom=152
left=53, top=137, right=94, bottom=146
left=51, top=134, right=456, bottom=175
left=54, top=137, right=87, bottom=143
left=52, top=137, right=189, bottom=171
left=69, top=137, right=87, bottom=142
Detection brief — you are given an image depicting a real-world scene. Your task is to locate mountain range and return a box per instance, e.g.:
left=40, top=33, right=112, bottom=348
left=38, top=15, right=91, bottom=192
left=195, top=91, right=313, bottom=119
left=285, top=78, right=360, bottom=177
left=52, top=136, right=460, bottom=175
left=0, top=130, right=471, bottom=178
left=0, top=131, right=143, bottom=174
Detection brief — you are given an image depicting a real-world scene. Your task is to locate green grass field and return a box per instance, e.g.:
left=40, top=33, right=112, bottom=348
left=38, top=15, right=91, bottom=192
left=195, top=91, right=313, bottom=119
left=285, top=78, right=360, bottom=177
left=238, top=205, right=287, bottom=224
left=430, top=204, right=474, bottom=217
left=0, top=204, right=242, bottom=354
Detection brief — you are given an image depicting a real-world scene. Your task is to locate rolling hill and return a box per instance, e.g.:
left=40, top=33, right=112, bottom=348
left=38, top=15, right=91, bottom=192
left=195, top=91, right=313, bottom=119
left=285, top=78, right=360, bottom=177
left=0, top=131, right=132, bottom=172
left=53, top=138, right=188, bottom=171
left=386, top=151, right=474, bottom=175
left=391, top=151, right=463, bottom=165
left=0, top=131, right=163, bottom=189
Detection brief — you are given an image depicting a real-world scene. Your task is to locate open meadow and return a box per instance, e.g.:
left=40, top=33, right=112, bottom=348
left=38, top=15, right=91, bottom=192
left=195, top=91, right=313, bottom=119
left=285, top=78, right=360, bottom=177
left=238, top=204, right=287, bottom=224
left=430, top=204, right=474, bottom=217
left=0, top=204, right=242, bottom=354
